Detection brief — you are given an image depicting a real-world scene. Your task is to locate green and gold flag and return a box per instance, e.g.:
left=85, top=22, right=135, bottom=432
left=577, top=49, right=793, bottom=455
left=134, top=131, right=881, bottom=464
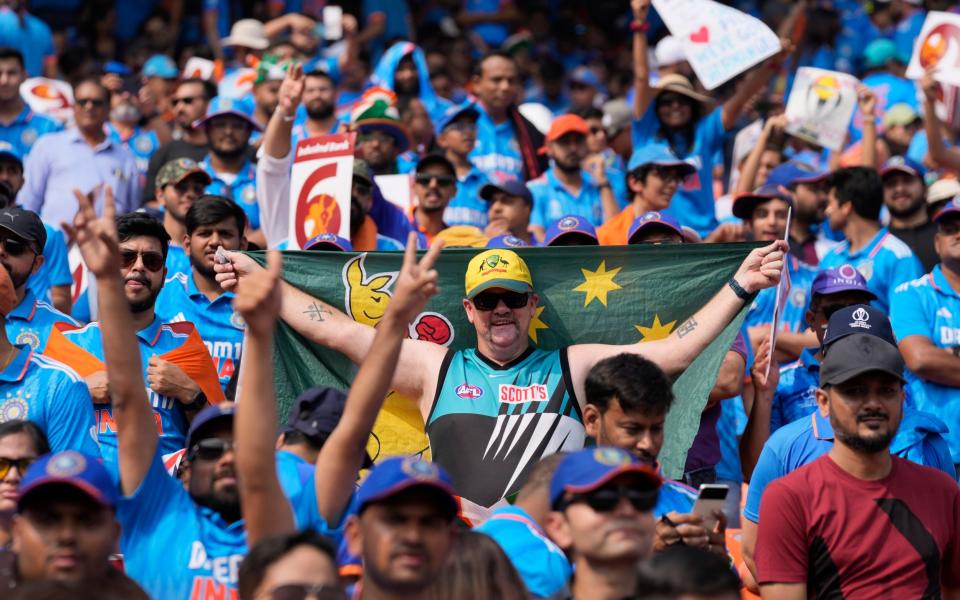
left=256, top=243, right=757, bottom=479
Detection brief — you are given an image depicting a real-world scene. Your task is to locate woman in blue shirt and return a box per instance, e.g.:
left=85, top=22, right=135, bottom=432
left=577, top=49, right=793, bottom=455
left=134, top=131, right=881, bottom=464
left=630, top=0, right=787, bottom=237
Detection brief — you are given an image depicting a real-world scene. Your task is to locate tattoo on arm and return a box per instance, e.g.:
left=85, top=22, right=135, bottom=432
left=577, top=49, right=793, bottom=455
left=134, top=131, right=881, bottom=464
left=677, top=318, right=698, bottom=338
left=303, top=302, right=332, bottom=322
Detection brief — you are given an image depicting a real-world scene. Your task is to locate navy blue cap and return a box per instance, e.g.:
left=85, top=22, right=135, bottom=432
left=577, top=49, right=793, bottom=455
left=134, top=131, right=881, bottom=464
left=480, top=180, right=533, bottom=205
left=627, top=144, right=697, bottom=174
left=934, top=197, right=960, bottom=223
left=0, top=141, right=22, bottom=165
left=18, top=451, right=118, bottom=509
left=880, top=155, right=926, bottom=180
left=486, top=234, right=528, bottom=248
left=549, top=447, right=661, bottom=509
left=355, top=456, right=458, bottom=517
left=437, top=102, right=480, bottom=132
left=766, top=160, right=828, bottom=188
left=544, top=215, right=599, bottom=246
left=820, top=305, right=904, bottom=385
left=186, top=404, right=235, bottom=451
left=304, top=233, right=353, bottom=251
left=731, top=183, right=792, bottom=220
left=811, top=264, right=877, bottom=300
left=415, top=153, right=456, bottom=176
left=285, top=387, right=347, bottom=437
left=627, top=211, right=683, bottom=243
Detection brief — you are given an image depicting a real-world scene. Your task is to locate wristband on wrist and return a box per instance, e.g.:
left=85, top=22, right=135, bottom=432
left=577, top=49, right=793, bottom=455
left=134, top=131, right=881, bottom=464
left=727, top=277, right=756, bottom=303
left=630, top=20, right=649, bottom=33
left=182, top=390, right=208, bottom=411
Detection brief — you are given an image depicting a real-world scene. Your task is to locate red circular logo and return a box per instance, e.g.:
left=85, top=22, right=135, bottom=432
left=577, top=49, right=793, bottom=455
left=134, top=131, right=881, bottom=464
left=920, top=23, right=960, bottom=70
left=414, top=314, right=452, bottom=346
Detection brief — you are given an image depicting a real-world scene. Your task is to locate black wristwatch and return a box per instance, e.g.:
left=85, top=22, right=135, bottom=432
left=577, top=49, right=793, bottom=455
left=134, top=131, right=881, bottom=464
left=182, top=390, right=208, bottom=411
left=727, top=277, right=756, bottom=303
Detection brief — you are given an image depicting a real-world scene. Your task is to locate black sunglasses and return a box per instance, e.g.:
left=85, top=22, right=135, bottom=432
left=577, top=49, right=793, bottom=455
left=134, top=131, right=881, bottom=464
left=121, top=249, right=164, bottom=272
left=415, top=173, right=456, bottom=188
left=267, top=583, right=347, bottom=600
left=560, top=485, right=659, bottom=513
left=472, top=290, right=529, bottom=311
left=0, top=236, right=37, bottom=257
left=76, top=97, right=107, bottom=108
left=189, top=438, right=234, bottom=462
left=172, top=96, right=201, bottom=106
left=0, top=456, right=34, bottom=479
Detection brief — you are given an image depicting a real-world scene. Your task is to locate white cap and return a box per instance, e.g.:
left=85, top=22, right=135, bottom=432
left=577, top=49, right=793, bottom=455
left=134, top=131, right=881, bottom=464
left=222, top=19, right=269, bottom=50
left=927, top=178, right=960, bottom=205
left=654, top=36, right=686, bottom=69
left=518, top=102, right=554, bottom=135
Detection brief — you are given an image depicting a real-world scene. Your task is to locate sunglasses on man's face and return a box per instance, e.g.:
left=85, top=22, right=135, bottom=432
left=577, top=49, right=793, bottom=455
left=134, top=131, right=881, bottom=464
left=0, top=236, right=37, bottom=257
left=172, top=96, right=201, bottom=107
left=415, top=173, right=456, bottom=188
left=75, top=97, right=107, bottom=109
left=120, top=250, right=165, bottom=272
left=560, top=484, right=659, bottom=513
left=266, top=583, right=347, bottom=600
left=189, top=438, right=235, bottom=462
left=0, top=456, right=34, bottom=479
left=471, top=290, right=529, bottom=311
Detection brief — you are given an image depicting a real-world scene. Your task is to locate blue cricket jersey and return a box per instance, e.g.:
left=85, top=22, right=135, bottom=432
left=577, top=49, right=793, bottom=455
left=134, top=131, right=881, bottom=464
left=6, top=288, right=77, bottom=352
left=819, top=227, right=924, bottom=313
left=0, top=105, right=62, bottom=157
left=200, top=156, right=260, bottom=230
left=652, top=479, right=697, bottom=518
left=527, top=167, right=604, bottom=228
left=890, top=265, right=960, bottom=462
left=106, top=123, right=161, bottom=187
left=470, top=103, right=524, bottom=184
left=745, top=256, right=817, bottom=335
left=771, top=348, right=822, bottom=433
left=155, top=272, right=244, bottom=390
left=0, top=344, right=99, bottom=455
left=26, top=223, right=72, bottom=304
left=443, top=165, right=490, bottom=228
left=165, top=244, right=192, bottom=279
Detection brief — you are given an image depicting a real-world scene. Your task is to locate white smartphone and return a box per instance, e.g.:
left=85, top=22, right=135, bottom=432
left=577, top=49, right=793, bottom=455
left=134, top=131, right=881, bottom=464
left=692, top=484, right=729, bottom=531
left=323, top=6, right=343, bottom=40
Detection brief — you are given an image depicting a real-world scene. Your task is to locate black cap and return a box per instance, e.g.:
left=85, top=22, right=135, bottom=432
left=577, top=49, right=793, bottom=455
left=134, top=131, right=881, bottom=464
left=479, top=180, right=533, bottom=205
left=415, top=153, right=456, bottom=176
left=285, top=387, right=374, bottom=468
left=820, top=305, right=905, bottom=386
left=0, top=207, right=46, bottom=251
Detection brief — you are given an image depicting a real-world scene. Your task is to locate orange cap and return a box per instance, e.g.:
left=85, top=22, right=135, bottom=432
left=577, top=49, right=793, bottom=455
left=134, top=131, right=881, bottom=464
left=545, top=114, right=590, bottom=143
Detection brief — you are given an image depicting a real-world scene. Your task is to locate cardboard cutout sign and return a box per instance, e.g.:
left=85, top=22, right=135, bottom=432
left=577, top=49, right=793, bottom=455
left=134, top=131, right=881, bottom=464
left=183, top=57, right=216, bottom=81
left=288, top=134, right=354, bottom=248
left=652, top=0, right=781, bottom=90
left=20, top=77, right=73, bottom=124
left=217, top=68, right=256, bottom=99
left=785, top=67, right=859, bottom=151
left=906, top=11, right=960, bottom=86
left=765, top=207, right=792, bottom=381
left=374, top=174, right=412, bottom=212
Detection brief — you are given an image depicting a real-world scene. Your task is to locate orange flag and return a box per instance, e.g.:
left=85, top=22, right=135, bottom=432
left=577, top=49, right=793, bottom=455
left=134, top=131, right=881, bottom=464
left=44, top=321, right=226, bottom=405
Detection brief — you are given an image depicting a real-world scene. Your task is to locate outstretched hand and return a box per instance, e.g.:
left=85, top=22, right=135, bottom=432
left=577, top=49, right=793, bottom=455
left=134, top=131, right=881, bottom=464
left=232, top=251, right=283, bottom=337
left=63, top=186, right=121, bottom=278
left=734, top=240, right=787, bottom=294
left=385, top=233, right=442, bottom=325
left=278, top=62, right=304, bottom=118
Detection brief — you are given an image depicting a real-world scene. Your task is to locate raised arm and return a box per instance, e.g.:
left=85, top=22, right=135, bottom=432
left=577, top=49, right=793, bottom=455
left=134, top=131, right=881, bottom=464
left=214, top=251, right=448, bottom=417
left=234, top=250, right=297, bottom=547
left=64, top=187, right=156, bottom=495
left=631, top=0, right=653, bottom=119
left=263, top=62, right=302, bottom=160
left=921, top=70, right=960, bottom=172
left=315, top=234, right=443, bottom=526
left=569, top=241, right=787, bottom=398
left=857, top=85, right=878, bottom=169
left=736, top=114, right=788, bottom=194
left=721, top=40, right=792, bottom=131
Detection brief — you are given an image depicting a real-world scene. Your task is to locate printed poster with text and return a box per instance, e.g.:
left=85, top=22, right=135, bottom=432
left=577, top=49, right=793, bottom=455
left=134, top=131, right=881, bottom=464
left=785, top=68, right=859, bottom=151
left=906, top=11, right=960, bottom=86
left=288, top=134, right=355, bottom=249
left=652, top=0, right=780, bottom=90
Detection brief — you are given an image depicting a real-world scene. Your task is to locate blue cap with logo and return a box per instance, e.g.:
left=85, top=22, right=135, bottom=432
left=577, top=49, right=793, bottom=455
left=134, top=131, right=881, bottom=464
left=628, top=211, right=684, bottom=243
left=194, top=96, right=263, bottom=131
left=437, top=102, right=480, bottom=133
left=549, top=447, right=661, bottom=509
left=731, top=183, right=793, bottom=220
left=880, top=155, right=926, bottom=180
left=821, top=304, right=896, bottom=349
left=934, top=197, right=960, bottom=223
left=486, top=234, right=528, bottom=248
left=627, top=144, right=697, bottom=174
left=765, top=160, right=828, bottom=188
left=304, top=233, right=353, bottom=251
left=0, top=141, right=23, bottom=166
left=143, top=54, right=179, bottom=79
left=811, top=264, right=877, bottom=300
left=18, top=451, right=118, bottom=509
left=820, top=305, right=905, bottom=385
left=544, top=215, right=599, bottom=246
left=355, top=456, right=458, bottom=517
left=186, top=404, right=235, bottom=451
left=480, top=180, right=533, bottom=206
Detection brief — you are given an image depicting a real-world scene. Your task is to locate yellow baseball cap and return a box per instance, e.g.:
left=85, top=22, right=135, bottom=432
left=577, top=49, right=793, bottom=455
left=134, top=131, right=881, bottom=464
left=465, top=249, right=534, bottom=299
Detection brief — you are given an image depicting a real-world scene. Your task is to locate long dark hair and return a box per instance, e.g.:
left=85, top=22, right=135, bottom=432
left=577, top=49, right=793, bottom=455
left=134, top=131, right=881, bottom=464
left=655, top=93, right=702, bottom=158
left=427, top=531, right=530, bottom=600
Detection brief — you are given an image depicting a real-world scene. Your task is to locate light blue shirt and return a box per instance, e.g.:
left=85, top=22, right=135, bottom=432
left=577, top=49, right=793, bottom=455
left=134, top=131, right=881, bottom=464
left=0, top=8, right=54, bottom=76
left=155, top=271, right=244, bottom=390
left=26, top=222, right=73, bottom=303
left=528, top=167, right=604, bottom=228
left=0, top=105, right=61, bottom=157
left=106, top=123, right=161, bottom=186
left=819, top=227, right=924, bottom=313
left=165, top=245, right=191, bottom=280
left=632, top=106, right=726, bottom=236
left=6, top=288, right=77, bottom=352
left=652, top=479, right=697, bottom=518
left=0, top=344, right=99, bottom=455
left=891, top=265, right=960, bottom=462
left=18, top=128, right=141, bottom=225
left=200, top=155, right=260, bottom=230
left=443, top=164, right=490, bottom=228
left=771, top=348, right=821, bottom=434
left=62, top=317, right=194, bottom=469
left=470, top=103, right=524, bottom=184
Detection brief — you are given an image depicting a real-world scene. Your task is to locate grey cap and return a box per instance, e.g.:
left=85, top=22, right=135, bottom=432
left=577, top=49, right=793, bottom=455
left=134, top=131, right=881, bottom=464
left=820, top=333, right=905, bottom=386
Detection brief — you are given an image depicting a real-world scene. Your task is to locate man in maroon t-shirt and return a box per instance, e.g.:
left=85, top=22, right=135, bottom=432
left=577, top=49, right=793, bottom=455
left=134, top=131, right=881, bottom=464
left=756, top=305, right=960, bottom=599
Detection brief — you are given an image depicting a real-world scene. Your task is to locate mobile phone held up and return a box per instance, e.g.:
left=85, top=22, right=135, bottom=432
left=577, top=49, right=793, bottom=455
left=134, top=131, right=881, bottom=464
left=692, top=484, right=728, bottom=531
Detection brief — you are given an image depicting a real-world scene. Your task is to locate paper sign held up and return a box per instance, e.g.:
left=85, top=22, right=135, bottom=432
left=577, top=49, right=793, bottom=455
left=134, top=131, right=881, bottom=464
left=652, top=0, right=781, bottom=90
left=906, top=11, right=960, bottom=86
left=785, top=67, right=859, bottom=152
left=288, top=134, right=355, bottom=249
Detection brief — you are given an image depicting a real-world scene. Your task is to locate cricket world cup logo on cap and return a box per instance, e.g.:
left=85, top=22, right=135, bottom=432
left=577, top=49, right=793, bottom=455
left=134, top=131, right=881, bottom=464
left=401, top=456, right=439, bottom=480
left=641, top=212, right=661, bottom=222
left=593, top=447, right=631, bottom=466
left=558, top=216, right=580, bottom=230
left=47, top=451, right=86, bottom=477
left=837, top=264, right=859, bottom=281
left=850, top=307, right=872, bottom=330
